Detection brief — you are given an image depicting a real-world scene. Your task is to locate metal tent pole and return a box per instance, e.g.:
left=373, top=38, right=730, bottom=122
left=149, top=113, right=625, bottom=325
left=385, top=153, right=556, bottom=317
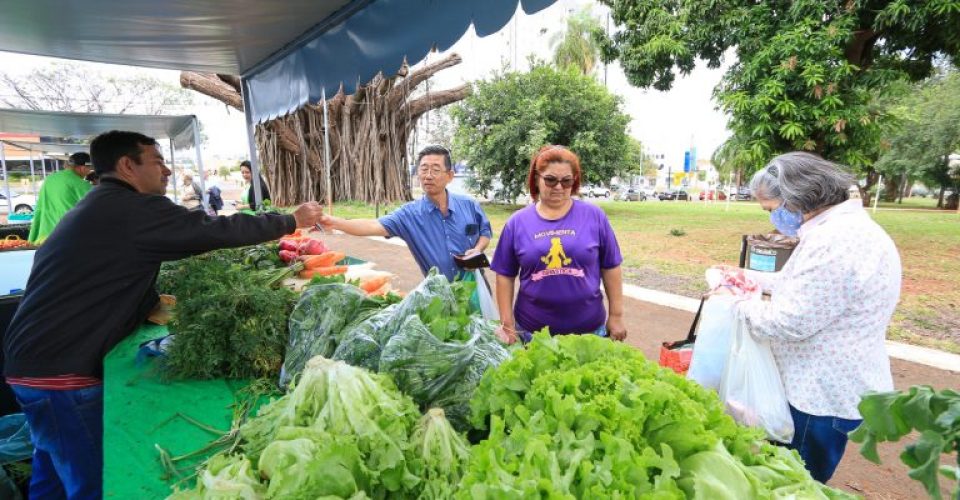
left=29, top=148, right=37, bottom=197
left=240, top=78, right=263, bottom=210
left=191, top=118, right=208, bottom=212
left=1, top=146, right=12, bottom=215
left=41, top=154, right=47, bottom=179
left=169, top=138, right=178, bottom=204
left=322, top=87, right=332, bottom=212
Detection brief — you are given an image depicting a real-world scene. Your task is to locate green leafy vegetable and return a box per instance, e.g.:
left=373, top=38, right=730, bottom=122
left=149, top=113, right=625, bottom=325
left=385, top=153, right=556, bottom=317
left=409, top=408, right=471, bottom=500
left=461, top=331, right=853, bottom=499
left=850, top=386, right=960, bottom=499
left=175, top=356, right=422, bottom=498
left=158, top=249, right=298, bottom=380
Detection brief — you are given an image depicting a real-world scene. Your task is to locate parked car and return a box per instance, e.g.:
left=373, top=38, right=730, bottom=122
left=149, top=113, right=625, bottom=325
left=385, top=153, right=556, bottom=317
left=583, top=185, right=612, bottom=198
left=698, top=190, right=728, bottom=201
left=0, top=190, right=36, bottom=214
left=733, top=187, right=752, bottom=201
left=617, top=188, right=646, bottom=201
left=641, top=187, right=657, bottom=199
left=658, top=190, right=690, bottom=201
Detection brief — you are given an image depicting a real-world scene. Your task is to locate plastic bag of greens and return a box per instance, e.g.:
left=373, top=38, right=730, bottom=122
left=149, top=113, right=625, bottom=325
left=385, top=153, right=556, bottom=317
left=280, top=283, right=368, bottom=387
left=379, top=270, right=457, bottom=341
left=380, top=314, right=509, bottom=430
left=332, top=305, right=397, bottom=371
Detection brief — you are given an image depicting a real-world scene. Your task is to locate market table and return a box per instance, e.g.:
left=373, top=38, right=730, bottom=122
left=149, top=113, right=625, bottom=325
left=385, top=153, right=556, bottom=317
left=102, top=324, right=256, bottom=498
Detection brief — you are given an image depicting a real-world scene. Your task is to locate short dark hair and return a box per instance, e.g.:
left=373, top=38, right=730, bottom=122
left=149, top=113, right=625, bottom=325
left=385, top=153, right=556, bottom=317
left=69, top=152, right=90, bottom=166
left=417, top=145, right=452, bottom=171
left=90, top=130, right=158, bottom=174
left=240, top=160, right=251, bottom=169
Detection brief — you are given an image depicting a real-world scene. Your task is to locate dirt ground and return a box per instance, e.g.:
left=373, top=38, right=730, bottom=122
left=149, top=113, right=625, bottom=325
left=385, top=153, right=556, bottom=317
left=323, top=232, right=960, bottom=499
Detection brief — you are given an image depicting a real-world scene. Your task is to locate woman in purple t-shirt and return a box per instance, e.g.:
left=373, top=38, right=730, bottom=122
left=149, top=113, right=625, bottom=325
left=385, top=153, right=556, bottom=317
left=491, top=145, right=626, bottom=343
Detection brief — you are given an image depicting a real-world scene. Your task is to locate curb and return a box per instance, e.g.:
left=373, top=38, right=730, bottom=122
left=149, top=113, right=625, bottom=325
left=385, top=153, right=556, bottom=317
left=622, top=283, right=960, bottom=373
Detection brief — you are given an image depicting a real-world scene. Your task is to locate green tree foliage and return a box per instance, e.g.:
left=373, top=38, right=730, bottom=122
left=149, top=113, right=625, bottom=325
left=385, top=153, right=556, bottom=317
left=596, top=0, right=960, bottom=182
left=876, top=70, right=960, bottom=207
left=550, top=8, right=604, bottom=76
left=452, top=64, right=631, bottom=200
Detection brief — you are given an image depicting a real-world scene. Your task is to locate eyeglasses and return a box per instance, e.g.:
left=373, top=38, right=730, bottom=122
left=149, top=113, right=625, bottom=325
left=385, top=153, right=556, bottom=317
left=539, top=175, right=575, bottom=188
left=418, top=166, right=447, bottom=177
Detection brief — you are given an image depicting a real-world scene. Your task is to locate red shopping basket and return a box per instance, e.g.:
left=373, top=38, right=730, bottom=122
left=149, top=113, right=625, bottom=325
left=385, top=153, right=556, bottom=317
left=658, top=298, right=704, bottom=375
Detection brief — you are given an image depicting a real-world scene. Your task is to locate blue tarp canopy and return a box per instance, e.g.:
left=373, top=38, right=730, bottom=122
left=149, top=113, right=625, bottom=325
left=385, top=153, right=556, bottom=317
left=0, top=0, right=558, bottom=123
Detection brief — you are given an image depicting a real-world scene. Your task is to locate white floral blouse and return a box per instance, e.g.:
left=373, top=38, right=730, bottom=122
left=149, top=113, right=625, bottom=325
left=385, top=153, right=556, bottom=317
left=737, top=199, right=901, bottom=419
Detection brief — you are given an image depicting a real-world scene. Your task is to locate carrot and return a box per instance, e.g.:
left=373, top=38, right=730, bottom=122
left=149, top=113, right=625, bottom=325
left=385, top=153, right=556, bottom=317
left=367, top=282, right=391, bottom=297
left=299, top=265, right=348, bottom=279
left=359, top=276, right=389, bottom=293
left=300, top=251, right=345, bottom=269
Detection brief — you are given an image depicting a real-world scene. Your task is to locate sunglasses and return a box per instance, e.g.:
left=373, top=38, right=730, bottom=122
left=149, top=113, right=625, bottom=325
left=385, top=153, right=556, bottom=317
left=539, top=175, right=575, bottom=188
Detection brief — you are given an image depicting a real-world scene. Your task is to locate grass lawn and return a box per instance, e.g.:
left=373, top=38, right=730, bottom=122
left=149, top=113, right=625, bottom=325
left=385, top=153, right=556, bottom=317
left=329, top=198, right=960, bottom=353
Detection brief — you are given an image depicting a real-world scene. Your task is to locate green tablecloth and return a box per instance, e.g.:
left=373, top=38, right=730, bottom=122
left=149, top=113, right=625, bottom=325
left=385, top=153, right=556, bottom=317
left=102, top=324, right=253, bottom=498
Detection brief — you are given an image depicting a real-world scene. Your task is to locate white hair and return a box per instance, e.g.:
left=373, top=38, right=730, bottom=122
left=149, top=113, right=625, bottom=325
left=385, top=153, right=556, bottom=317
left=750, top=152, right=854, bottom=213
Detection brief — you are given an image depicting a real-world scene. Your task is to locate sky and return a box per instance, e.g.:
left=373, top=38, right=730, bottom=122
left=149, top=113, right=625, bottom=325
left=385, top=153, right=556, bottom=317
left=0, top=0, right=732, bottom=171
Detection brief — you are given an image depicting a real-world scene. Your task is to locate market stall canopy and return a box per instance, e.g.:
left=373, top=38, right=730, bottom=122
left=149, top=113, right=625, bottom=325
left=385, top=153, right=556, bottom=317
left=0, top=0, right=558, bottom=122
left=0, top=108, right=197, bottom=148
left=0, top=140, right=89, bottom=156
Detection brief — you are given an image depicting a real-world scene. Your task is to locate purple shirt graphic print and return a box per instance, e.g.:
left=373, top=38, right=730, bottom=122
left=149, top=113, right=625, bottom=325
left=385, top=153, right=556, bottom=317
left=491, top=200, right=623, bottom=335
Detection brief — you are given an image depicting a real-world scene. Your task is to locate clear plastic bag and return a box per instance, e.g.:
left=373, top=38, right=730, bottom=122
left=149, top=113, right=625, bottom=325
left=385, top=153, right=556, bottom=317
left=687, top=296, right=738, bottom=391
left=718, top=318, right=794, bottom=443
left=380, top=315, right=508, bottom=430
left=473, top=270, right=499, bottom=321
left=280, top=283, right=368, bottom=387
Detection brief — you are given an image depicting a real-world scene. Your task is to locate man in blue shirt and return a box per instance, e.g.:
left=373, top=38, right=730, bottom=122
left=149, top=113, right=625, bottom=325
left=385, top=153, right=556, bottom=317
left=319, top=145, right=492, bottom=281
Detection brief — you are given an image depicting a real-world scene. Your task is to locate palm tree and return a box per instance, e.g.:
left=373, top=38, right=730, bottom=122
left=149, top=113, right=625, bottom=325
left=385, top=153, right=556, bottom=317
left=550, top=8, right=603, bottom=76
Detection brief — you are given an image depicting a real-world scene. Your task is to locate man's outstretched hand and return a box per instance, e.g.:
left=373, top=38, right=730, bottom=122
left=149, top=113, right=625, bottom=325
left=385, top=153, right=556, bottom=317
left=292, top=202, right=325, bottom=228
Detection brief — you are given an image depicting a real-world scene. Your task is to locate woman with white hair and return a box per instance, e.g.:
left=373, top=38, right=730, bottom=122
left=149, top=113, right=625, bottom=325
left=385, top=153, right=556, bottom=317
left=723, top=152, right=901, bottom=483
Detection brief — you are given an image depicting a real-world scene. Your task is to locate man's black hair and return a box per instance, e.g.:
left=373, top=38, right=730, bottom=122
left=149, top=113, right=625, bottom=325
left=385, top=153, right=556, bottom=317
left=417, top=145, right=452, bottom=171
left=90, top=130, right=158, bottom=174
left=240, top=160, right=252, bottom=168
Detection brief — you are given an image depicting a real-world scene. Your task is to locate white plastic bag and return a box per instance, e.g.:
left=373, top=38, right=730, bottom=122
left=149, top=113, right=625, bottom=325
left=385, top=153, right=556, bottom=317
left=473, top=269, right=499, bottom=321
left=718, top=318, right=794, bottom=443
left=687, top=296, right=738, bottom=391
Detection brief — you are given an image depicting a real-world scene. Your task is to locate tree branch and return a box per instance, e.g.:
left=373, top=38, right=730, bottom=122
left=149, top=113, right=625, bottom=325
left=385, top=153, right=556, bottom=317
left=216, top=74, right=242, bottom=93
left=179, top=72, right=243, bottom=110
left=388, top=53, right=463, bottom=109
left=400, top=85, right=471, bottom=121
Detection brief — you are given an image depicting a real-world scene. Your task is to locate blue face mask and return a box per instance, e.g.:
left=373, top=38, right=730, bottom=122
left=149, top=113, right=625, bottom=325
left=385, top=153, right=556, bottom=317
left=770, top=203, right=804, bottom=236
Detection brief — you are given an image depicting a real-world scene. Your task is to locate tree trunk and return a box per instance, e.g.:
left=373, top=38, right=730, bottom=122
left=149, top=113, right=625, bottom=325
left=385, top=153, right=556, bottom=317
left=937, top=186, right=945, bottom=208
left=179, top=52, right=468, bottom=204
left=896, top=173, right=907, bottom=204
left=859, top=169, right=880, bottom=207
left=883, top=176, right=898, bottom=202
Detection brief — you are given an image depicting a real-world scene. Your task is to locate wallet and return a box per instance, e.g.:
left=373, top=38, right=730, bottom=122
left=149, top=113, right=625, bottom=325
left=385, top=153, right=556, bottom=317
left=453, top=252, right=490, bottom=270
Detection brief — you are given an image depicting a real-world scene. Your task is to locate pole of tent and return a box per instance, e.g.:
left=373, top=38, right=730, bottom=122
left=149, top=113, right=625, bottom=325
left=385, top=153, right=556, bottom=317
left=192, top=117, right=208, bottom=212
left=322, top=87, right=332, bottom=213
left=40, top=154, right=47, bottom=180
left=29, top=148, right=37, bottom=197
left=872, top=175, right=882, bottom=215
left=169, top=138, right=179, bottom=204
left=1, top=145, right=12, bottom=215
left=240, top=78, right=264, bottom=210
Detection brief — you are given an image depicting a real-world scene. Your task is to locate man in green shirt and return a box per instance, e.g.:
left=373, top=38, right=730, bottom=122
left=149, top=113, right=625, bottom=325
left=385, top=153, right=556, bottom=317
left=28, top=152, right=93, bottom=244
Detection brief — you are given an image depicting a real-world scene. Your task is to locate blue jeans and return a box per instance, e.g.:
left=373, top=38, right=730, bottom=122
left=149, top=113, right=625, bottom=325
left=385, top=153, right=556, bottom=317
left=787, top=404, right=861, bottom=483
left=517, top=325, right=607, bottom=343
left=11, top=385, right=103, bottom=500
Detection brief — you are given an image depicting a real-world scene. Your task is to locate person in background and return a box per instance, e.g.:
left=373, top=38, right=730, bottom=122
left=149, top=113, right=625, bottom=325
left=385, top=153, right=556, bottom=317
left=717, top=151, right=900, bottom=483
left=3, top=130, right=325, bottom=498
left=490, top=145, right=626, bottom=343
left=319, top=145, right=492, bottom=282
left=180, top=173, right=203, bottom=210
left=235, top=160, right=270, bottom=214
left=84, top=171, right=100, bottom=186
left=27, top=152, right=93, bottom=244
